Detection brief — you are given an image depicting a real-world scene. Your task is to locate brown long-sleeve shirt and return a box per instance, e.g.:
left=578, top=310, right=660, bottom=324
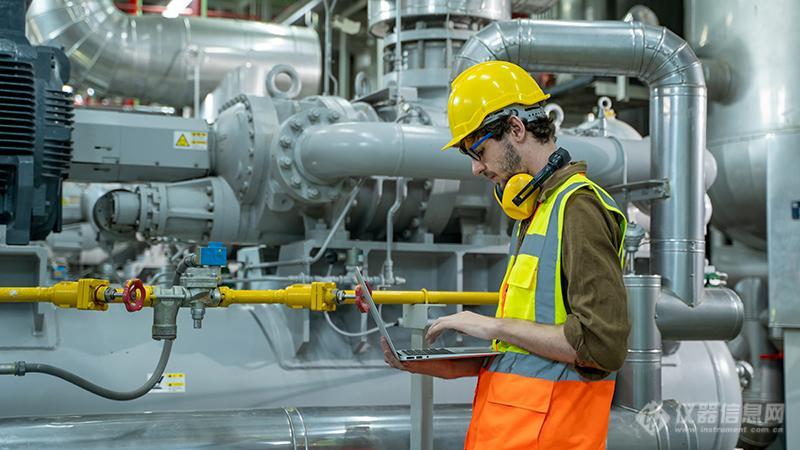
left=522, top=161, right=630, bottom=380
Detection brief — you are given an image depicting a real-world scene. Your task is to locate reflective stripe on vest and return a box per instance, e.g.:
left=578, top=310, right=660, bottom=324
left=494, top=172, right=627, bottom=355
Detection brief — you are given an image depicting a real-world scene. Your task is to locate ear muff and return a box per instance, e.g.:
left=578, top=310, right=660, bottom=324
left=494, top=173, right=539, bottom=220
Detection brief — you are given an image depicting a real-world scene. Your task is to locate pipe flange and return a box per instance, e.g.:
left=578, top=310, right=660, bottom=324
left=271, top=103, right=351, bottom=205
left=214, top=94, right=278, bottom=204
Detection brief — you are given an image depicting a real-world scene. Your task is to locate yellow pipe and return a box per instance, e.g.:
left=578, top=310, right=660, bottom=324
left=0, top=279, right=496, bottom=312
left=340, top=289, right=499, bottom=305
left=218, top=282, right=337, bottom=311
left=0, top=279, right=110, bottom=310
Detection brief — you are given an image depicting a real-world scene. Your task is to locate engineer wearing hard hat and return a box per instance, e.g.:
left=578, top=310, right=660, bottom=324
left=381, top=61, right=631, bottom=449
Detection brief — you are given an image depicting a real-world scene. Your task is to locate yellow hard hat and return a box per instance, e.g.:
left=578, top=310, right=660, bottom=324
left=442, top=61, right=550, bottom=151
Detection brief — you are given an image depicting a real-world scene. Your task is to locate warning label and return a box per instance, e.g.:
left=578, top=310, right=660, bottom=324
left=148, top=372, right=186, bottom=394
left=173, top=131, right=208, bottom=150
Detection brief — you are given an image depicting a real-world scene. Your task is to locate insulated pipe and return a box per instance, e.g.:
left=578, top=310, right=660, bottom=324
left=615, top=275, right=662, bottom=410
left=0, top=404, right=708, bottom=449
left=656, top=288, right=744, bottom=341
left=452, top=20, right=707, bottom=305
left=298, top=122, right=652, bottom=186
left=0, top=406, right=471, bottom=449
left=26, top=0, right=321, bottom=106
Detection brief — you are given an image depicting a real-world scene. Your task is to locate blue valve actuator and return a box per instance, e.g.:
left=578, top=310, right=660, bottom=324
left=199, top=241, right=227, bottom=266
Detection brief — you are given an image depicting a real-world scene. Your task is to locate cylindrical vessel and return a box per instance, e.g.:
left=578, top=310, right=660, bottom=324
left=615, top=275, right=662, bottom=410
left=686, top=0, right=800, bottom=249
left=27, top=0, right=321, bottom=106
left=368, top=0, right=510, bottom=36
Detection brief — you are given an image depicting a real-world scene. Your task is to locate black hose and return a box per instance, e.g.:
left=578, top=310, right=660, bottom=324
left=13, top=340, right=173, bottom=401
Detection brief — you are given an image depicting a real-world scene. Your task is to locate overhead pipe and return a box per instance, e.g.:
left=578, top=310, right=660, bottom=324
left=298, top=122, right=654, bottom=185
left=451, top=19, right=707, bottom=306
left=26, top=0, right=321, bottom=106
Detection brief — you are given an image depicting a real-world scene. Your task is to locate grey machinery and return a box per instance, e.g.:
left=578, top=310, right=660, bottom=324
left=3, top=1, right=787, bottom=449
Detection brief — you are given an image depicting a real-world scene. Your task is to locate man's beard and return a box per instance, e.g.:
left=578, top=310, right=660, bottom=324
left=501, top=140, right=525, bottom=176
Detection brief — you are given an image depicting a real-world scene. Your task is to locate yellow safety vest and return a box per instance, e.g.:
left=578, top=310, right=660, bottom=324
left=465, top=172, right=627, bottom=450
left=494, top=172, right=627, bottom=354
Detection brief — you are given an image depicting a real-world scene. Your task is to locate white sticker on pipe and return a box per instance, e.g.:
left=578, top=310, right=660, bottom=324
left=147, top=372, right=186, bottom=393
left=173, top=131, right=208, bottom=150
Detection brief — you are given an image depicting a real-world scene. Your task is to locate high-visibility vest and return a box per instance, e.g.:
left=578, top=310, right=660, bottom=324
left=465, top=172, right=627, bottom=450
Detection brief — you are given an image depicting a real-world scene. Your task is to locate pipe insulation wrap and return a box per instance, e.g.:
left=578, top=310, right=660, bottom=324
left=26, top=0, right=322, bottom=106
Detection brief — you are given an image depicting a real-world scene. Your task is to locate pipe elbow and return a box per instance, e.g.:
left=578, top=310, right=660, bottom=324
left=450, top=20, right=512, bottom=82
left=638, top=24, right=706, bottom=89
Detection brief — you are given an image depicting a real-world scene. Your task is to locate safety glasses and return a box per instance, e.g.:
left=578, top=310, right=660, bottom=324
left=458, top=131, right=494, bottom=162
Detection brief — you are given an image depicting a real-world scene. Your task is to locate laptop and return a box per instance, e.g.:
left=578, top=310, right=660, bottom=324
left=354, top=267, right=500, bottom=362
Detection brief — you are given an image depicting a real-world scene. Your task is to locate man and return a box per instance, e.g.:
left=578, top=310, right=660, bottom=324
left=381, top=60, right=630, bottom=449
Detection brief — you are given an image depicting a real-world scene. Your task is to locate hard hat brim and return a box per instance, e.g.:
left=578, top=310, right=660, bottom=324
left=441, top=135, right=463, bottom=151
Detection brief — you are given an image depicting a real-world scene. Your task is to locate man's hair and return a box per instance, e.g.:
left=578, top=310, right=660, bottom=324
left=468, top=108, right=556, bottom=146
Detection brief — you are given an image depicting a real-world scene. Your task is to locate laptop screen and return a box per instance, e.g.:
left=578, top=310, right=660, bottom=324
left=353, top=266, right=398, bottom=356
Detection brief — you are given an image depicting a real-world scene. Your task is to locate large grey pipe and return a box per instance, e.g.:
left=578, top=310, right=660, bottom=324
left=298, top=122, right=653, bottom=186
left=0, top=404, right=712, bottom=450
left=656, top=288, right=743, bottom=341
left=451, top=20, right=707, bottom=305
left=26, top=0, right=321, bottom=106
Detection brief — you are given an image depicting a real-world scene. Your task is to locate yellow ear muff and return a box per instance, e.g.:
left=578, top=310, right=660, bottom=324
left=495, top=173, right=539, bottom=220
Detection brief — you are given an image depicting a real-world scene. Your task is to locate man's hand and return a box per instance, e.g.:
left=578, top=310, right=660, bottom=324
left=425, top=311, right=499, bottom=344
left=380, top=337, right=482, bottom=379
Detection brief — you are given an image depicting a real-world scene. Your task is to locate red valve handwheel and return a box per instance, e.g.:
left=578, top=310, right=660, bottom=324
left=122, top=278, right=146, bottom=312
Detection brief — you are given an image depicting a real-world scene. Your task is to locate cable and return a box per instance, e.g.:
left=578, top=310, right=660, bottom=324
left=323, top=307, right=397, bottom=337
left=5, top=340, right=173, bottom=401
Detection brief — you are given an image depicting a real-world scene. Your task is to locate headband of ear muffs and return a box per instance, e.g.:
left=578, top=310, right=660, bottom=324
left=494, top=148, right=572, bottom=220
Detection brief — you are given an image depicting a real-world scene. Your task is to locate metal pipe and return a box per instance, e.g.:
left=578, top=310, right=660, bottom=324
left=26, top=0, right=321, bottom=106
left=0, top=406, right=471, bottom=449
left=615, top=275, right=662, bottom=410
left=656, top=288, right=744, bottom=341
left=452, top=19, right=707, bottom=305
left=383, top=178, right=407, bottom=286
left=394, top=0, right=402, bottom=118
left=338, top=289, right=498, bottom=306
left=0, top=403, right=715, bottom=449
left=322, top=0, right=338, bottom=95
left=298, top=122, right=652, bottom=185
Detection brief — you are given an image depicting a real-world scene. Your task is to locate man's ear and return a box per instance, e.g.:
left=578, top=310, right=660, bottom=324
left=508, top=116, right=527, bottom=144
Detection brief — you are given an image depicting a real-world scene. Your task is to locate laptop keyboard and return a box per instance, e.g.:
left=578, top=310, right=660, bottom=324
left=400, top=348, right=454, bottom=356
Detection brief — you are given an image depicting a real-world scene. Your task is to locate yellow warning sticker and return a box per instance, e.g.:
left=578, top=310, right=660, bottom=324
left=148, top=372, right=187, bottom=393
left=173, top=130, right=208, bottom=150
